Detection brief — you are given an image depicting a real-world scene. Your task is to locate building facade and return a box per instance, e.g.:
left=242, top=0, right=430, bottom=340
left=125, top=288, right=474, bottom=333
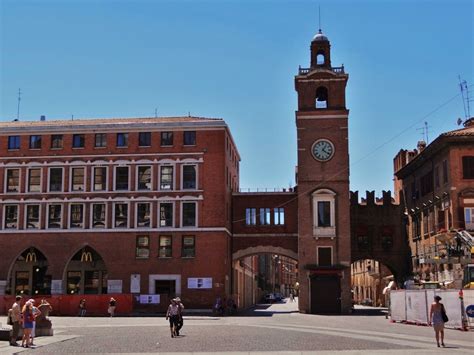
left=0, top=117, right=239, bottom=309
left=394, top=118, right=474, bottom=288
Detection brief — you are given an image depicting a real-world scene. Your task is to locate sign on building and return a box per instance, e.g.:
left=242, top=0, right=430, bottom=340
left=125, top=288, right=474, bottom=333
left=187, top=277, right=212, bottom=289
left=107, top=279, right=123, bottom=294
left=130, top=274, right=141, bottom=293
left=139, top=294, right=160, bottom=304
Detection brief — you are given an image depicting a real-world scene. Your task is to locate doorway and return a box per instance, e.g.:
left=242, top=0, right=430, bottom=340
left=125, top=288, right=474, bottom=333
left=155, top=280, right=176, bottom=298
left=310, top=275, right=341, bottom=314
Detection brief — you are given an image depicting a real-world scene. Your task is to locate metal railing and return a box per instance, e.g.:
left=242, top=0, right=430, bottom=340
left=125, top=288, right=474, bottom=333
left=238, top=187, right=295, bottom=193
left=298, top=65, right=345, bottom=75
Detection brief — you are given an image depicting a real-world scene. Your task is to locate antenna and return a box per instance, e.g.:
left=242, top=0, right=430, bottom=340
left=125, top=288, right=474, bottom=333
left=416, top=121, right=431, bottom=143
left=17, top=88, right=21, bottom=120
left=154, top=108, right=158, bottom=118
left=458, top=76, right=471, bottom=120
left=318, top=5, right=321, bottom=32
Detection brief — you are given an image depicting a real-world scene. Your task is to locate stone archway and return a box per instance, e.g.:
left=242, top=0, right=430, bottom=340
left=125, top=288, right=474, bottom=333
left=7, top=247, right=51, bottom=296
left=63, top=246, right=108, bottom=295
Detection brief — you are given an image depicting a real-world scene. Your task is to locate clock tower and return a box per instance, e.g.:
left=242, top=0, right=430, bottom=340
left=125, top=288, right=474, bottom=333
left=295, top=29, right=351, bottom=314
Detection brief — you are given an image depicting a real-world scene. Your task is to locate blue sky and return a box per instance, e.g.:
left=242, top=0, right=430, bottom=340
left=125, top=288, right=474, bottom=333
left=1, top=0, right=472, bottom=194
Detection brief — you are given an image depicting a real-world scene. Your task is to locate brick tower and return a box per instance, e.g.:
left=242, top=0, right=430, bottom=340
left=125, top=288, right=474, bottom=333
left=295, top=29, right=351, bottom=314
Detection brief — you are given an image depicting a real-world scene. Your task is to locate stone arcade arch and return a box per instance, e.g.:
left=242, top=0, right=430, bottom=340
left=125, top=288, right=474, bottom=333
left=63, top=246, right=108, bottom=295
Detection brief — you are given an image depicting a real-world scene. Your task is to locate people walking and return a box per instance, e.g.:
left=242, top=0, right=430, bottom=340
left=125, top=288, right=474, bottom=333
left=9, top=295, right=22, bottom=346
left=290, top=292, right=295, bottom=302
left=108, top=297, right=116, bottom=317
left=429, top=295, right=447, bottom=347
left=29, top=299, right=41, bottom=346
left=21, top=301, right=34, bottom=348
left=165, top=299, right=181, bottom=338
left=175, top=297, right=184, bottom=336
left=79, top=298, right=87, bottom=317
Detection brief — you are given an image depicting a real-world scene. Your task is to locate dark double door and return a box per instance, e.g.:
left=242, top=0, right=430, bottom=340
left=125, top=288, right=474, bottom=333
left=310, top=275, right=341, bottom=314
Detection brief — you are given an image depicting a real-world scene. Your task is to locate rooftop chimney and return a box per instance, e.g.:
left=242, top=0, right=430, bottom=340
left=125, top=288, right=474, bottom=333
left=464, top=117, right=474, bottom=127
left=40, top=115, right=46, bottom=121
left=417, top=141, right=426, bottom=153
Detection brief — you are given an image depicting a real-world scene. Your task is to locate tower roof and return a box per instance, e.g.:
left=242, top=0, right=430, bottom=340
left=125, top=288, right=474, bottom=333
left=312, top=29, right=329, bottom=42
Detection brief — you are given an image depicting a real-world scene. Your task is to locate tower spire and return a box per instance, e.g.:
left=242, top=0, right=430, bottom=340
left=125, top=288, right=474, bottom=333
left=318, top=5, right=322, bottom=33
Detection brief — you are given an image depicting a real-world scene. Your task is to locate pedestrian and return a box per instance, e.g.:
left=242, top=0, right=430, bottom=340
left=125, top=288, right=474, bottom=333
left=28, top=299, right=41, bottom=346
left=9, top=295, right=22, bottom=346
left=175, top=297, right=184, bottom=336
left=165, top=298, right=181, bottom=338
left=40, top=298, right=53, bottom=318
left=108, top=297, right=116, bottom=317
left=290, top=292, right=295, bottom=302
left=429, top=295, right=447, bottom=347
left=21, top=301, right=34, bottom=348
left=79, top=298, right=86, bottom=317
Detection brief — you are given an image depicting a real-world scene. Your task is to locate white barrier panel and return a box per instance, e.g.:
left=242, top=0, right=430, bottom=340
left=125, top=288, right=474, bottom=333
left=434, top=290, right=463, bottom=329
left=390, top=290, right=406, bottom=322
left=464, top=290, right=474, bottom=327
left=406, top=290, right=428, bottom=324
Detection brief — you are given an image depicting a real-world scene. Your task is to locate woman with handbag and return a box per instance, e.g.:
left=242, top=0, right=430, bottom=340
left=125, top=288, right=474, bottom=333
left=429, top=295, right=447, bottom=347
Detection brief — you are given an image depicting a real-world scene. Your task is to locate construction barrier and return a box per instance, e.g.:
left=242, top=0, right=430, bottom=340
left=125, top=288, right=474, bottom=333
left=389, top=289, right=473, bottom=330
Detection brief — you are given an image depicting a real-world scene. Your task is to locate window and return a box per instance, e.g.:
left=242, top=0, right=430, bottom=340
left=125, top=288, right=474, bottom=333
left=93, top=167, right=107, bottom=191
left=274, top=208, right=285, bottom=225
left=8, top=136, right=20, bottom=150
left=116, top=133, right=128, bottom=147
left=381, top=235, right=393, bottom=250
left=28, top=168, right=41, bottom=192
left=6, top=169, right=20, bottom=192
left=434, top=166, right=440, bottom=188
left=4, top=205, right=18, bottom=229
left=136, top=203, right=151, bottom=228
left=442, top=160, right=448, bottom=183
left=245, top=208, right=256, bottom=225
left=72, top=134, right=85, bottom=148
left=70, top=204, right=84, bottom=228
left=137, top=166, right=152, bottom=190
left=312, top=189, right=336, bottom=237
left=420, top=171, right=433, bottom=196
left=25, top=205, right=40, bottom=229
left=316, top=51, right=325, bottom=65
left=139, top=132, right=151, bottom=147
left=161, top=132, right=173, bottom=146
left=183, top=131, right=196, bottom=145
left=465, top=207, right=474, bottom=230
left=159, top=203, right=173, bottom=227
left=49, top=168, right=63, bottom=192
left=357, top=235, right=369, bottom=249
left=115, top=166, right=129, bottom=190
left=92, top=203, right=106, bottom=228
left=462, top=156, right=474, bottom=179
left=48, top=204, right=62, bottom=228
left=182, top=202, right=196, bottom=227
left=114, top=203, right=128, bottom=228
left=95, top=133, right=107, bottom=148
left=259, top=208, right=271, bottom=225
left=160, top=166, right=173, bottom=190
left=182, top=165, right=196, bottom=189
left=29, top=135, right=42, bottom=149
left=51, top=134, right=63, bottom=149
left=423, top=211, right=429, bottom=236
left=315, top=86, right=328, bottom=109
left=317, top=247, right=332, bottom=266
left=71, top=167, right=85, bottom=191
left=136, top=235, right=150, bottom=258
left=182, top=236, right=195, bottom=257
left=317, top=202, right=331, bottom=227
left=159, top=236, right=172, bottom=257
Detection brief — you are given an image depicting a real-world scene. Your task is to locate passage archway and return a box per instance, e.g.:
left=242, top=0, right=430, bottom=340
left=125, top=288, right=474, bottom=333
left=8, top=247, right=51, bottom=296
left=64, top=246, right=108, bottom=294
left=351, top=258, right=396, bottom=307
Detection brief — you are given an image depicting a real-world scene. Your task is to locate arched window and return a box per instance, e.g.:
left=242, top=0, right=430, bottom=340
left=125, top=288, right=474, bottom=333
left=316, top=51, right=325, bottom=65
left=312, top=189, right=336, bottom=237
left=315, top=86, right=328, bottom=109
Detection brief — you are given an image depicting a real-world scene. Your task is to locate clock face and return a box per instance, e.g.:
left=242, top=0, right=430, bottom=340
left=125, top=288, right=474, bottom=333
left=312, top=139, right=335, bottom=162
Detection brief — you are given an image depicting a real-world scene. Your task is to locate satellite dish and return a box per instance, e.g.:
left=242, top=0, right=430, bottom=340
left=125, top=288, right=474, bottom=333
left=457, top=118, right=463, bottom=126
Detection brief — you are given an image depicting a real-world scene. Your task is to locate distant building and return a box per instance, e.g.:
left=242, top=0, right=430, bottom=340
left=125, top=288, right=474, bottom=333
left=394, top=118, right=474, bottom=288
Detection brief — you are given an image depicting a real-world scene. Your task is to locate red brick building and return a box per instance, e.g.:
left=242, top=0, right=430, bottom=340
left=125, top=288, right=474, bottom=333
left=0, top=116, right=239, bottom=310
left=394, top=118, right=474, bottom=287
